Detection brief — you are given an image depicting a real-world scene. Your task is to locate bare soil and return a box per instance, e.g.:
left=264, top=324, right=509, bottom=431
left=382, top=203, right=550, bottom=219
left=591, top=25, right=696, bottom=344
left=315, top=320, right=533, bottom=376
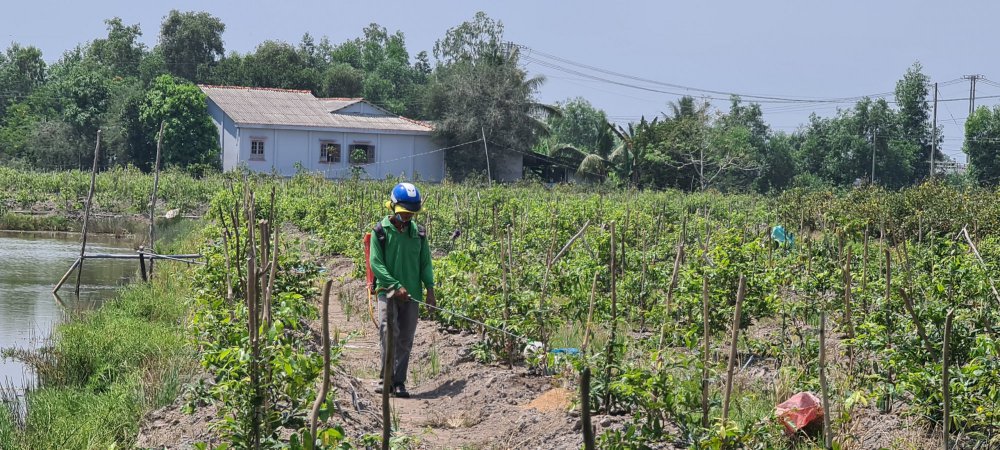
left=136, top=254, right=589, bottom=449
left=309, top=257, right=586, bottom=449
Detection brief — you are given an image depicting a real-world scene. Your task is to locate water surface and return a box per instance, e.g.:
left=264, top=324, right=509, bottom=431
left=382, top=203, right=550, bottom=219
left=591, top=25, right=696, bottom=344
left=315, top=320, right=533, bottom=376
left=0, top=231, right=137, bottom=392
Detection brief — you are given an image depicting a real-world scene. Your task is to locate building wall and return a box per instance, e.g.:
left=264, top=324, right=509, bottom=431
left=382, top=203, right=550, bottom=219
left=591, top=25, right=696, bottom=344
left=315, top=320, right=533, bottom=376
left=412, top=136, right=444, bottom=182
left=207, top=100, right=240, bottom=171
left=230, top=126, right=443, bottom=181
left=493, top=149, right=523, bottom=182
left=378, top=134, right=414, bottom=179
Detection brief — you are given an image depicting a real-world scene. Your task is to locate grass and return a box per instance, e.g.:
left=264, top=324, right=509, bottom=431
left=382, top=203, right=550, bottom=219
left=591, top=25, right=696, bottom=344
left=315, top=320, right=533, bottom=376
left=0, top=221, right=202, bottom=449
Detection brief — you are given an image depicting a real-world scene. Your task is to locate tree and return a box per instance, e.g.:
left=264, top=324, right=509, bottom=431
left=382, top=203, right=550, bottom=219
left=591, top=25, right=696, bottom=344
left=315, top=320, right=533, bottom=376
left=433, top=11, right=505, bottom=65
left=965, top=105, right=1000, bottom=185
left=0, top=43, right=46, bottom=117
left=158, top=10, right=225, bottom=82
left=610, top=117, right=660, bottom=187
left=137, top=75, right=220, bottom=169
left=319, top=63, right=363, bottom=98
left=539, top=98, right=614, bottom=181
left=425, top=13, right=556, bottom=180
left=89, top=18, right=145, bottom=78
left=242, top=40, right=317, bottom=90
left=55, top=62, right=111, bottom=140
left=0, top=103, right=38, bottom=163
left=894, top=62, right=939, bottom=181
left=426, top=52, right=556, bottom=180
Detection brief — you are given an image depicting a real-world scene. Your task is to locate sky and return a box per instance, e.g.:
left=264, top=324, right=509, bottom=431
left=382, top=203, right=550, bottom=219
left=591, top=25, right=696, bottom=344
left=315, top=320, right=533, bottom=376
left=5, top=1, right=1000, bottom=162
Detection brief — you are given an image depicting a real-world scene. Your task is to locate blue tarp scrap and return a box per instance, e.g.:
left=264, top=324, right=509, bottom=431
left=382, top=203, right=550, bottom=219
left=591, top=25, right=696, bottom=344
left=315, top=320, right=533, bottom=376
left=771, top=226, right=795, bottom=247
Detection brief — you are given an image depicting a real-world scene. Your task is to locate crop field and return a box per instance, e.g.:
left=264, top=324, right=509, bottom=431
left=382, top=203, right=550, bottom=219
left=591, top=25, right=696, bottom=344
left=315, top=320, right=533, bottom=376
left=2, top=169, right=999, bottom=449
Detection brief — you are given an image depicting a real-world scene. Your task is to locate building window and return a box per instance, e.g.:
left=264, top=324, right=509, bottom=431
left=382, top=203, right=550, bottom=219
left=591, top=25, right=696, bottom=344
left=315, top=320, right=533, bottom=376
left=349, top=143, right=375, bottom=164
left=250, top=139, right=266, bottom=161
left=320, top=141, right=341, bottom=163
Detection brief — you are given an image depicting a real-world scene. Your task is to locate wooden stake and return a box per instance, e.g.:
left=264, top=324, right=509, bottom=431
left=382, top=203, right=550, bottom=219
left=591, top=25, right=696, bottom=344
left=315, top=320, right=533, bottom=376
left=74, top=130, right=101, bottom=295
left=898, top=287, right=935, bottom=357
left=722, top=275, right=746, bottom=421
left=581, top=271, right=599, bottom=355
left=603, top=222, right=617, bottom=413
left=657, top=221, right=686, bottom=359
left=960, top=227, right=1000, bottom=313
left=138, top=248, right=148, bottom=282
left=310, top=280, right=332, bottom=439
left=701, top=270, right=710, bottom=428
left=246, top=190, right=262, bottom=450
left=819, top=312, right=833, bottom=450
left=942, top=310, right=954, bottom=450
left=147, top=122, right=165, bottom=278
left=503, top=226, right=514, bottom=368
left=381, top=295, right=395, bottom=450
left=581, top=367, right=595, bottom=450
left=52, top=257, right=81, bottom=293
left=264, top=186, right=278, bottom=328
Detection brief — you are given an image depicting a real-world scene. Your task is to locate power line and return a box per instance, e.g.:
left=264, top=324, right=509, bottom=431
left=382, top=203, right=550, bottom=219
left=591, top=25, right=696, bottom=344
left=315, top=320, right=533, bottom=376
left=516, top=43, right=902, bottom=104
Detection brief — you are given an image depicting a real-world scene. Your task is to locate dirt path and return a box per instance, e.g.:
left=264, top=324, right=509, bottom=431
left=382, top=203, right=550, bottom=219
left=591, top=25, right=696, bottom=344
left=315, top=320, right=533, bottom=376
left=136, top=255, right=592, bottom=449
left=313, top=258, right=584, bottom=449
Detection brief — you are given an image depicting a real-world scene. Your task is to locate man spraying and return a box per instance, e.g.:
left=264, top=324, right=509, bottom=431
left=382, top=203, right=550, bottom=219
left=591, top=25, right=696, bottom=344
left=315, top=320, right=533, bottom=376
left=370, top=182, right=435, bottom=398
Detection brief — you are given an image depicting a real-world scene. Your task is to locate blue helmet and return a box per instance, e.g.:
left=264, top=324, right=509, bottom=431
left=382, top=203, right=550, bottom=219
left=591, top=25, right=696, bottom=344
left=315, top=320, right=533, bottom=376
left=389, top=182, right=422, bottom=213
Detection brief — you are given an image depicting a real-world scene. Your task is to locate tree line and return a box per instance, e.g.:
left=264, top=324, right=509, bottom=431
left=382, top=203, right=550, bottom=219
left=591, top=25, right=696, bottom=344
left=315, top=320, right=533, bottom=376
left=0, top=10, right=998, bottom=189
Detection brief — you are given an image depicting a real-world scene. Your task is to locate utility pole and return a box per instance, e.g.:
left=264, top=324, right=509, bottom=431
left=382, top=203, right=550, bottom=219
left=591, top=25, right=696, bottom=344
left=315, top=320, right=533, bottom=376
left=871, top=128, right=877, bottom=185
left=481, top=127, right=492, bottom=187
left=931, top=82, right=937, bottom=179
left=964, top=74, right=981, bottom=116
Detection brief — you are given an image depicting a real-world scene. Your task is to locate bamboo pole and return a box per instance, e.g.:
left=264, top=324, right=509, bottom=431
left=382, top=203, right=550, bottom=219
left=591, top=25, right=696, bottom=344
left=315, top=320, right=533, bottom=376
left=960, top=227, right=1000, bottom=311
left=942, top=310, right=954, bottom=450
left=246, top=190, right=261, bottom=450
left=264, top=187, right=278, bottom=328
left=147, top=122, right=165, bottom=278
left=74, top=130, right=101, bottom=295
left=581, top=271, right=599, bottom=355
left=504, top=226, right=514, bottom=368
left=381, top=295, right=395, bottom=450
left=700, top=270, right=711, bottom=428
left=722, top=275, right=746, bottom=421
left=310, top=280, right=332, bottom=439
left=222, top=231, right=234, bottom=303
left=603, top=222, right=617, bottom=413
left=657, top=220, right=686, bottom=360
left=898, top=288, right=935, bottom=357
left=138, top=248, right=148, bottom=282
left=52, top=257, right=81, bottom=293
left=581, top=367, right=595, bottom=450
left=819, top=312, right=833, bottom=450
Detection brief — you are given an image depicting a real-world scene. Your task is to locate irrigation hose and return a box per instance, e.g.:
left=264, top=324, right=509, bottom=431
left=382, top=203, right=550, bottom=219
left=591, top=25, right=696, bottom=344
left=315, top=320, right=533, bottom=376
left=406, top=297, right=535, bottom=344
left=366, top=290, right=535, bottom=344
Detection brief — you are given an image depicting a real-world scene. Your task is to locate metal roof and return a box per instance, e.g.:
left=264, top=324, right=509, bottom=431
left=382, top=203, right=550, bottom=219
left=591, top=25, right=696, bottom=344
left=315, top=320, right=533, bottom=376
left=320, top=98, right=363, bottom=112
left=199, top=86, right=432, bottom=133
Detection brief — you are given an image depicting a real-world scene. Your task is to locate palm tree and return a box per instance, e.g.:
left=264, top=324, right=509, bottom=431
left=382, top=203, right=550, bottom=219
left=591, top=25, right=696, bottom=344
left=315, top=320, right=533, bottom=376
left=609, top=116, right=658, bottom=186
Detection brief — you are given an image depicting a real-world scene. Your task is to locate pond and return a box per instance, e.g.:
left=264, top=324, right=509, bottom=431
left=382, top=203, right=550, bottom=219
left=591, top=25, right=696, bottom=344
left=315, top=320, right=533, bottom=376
left=0, top=231, right=138, bottom=394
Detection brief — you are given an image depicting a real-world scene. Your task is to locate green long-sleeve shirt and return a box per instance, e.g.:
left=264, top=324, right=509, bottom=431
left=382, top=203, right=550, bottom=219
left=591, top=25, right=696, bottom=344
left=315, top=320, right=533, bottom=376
left=369, top=216, right=434, bottom=301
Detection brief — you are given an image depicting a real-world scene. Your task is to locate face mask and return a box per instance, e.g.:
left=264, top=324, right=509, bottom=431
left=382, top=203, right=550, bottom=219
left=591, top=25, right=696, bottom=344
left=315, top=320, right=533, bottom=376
left=395, top=213, right=411, bottom=223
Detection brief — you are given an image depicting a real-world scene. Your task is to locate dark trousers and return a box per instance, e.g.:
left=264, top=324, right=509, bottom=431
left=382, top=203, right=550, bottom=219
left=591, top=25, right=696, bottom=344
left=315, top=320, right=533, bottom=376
left=378, top=293, right=418, bottom=387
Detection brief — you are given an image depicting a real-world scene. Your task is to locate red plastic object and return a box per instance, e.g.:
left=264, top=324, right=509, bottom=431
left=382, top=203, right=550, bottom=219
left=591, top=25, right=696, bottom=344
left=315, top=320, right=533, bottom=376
left=363, top=232, right=375, bottom=293
left=775, top=392, right=824, bottom=435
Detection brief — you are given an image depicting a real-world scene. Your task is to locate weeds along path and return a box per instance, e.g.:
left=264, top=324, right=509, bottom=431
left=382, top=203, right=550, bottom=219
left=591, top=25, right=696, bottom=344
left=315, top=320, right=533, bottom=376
left=312, top=257, right=583, bottom=449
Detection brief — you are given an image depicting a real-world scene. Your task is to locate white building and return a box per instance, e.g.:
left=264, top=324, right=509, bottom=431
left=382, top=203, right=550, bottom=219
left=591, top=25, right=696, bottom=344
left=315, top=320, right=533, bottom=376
left=200, top=85, right=443, bottom=181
